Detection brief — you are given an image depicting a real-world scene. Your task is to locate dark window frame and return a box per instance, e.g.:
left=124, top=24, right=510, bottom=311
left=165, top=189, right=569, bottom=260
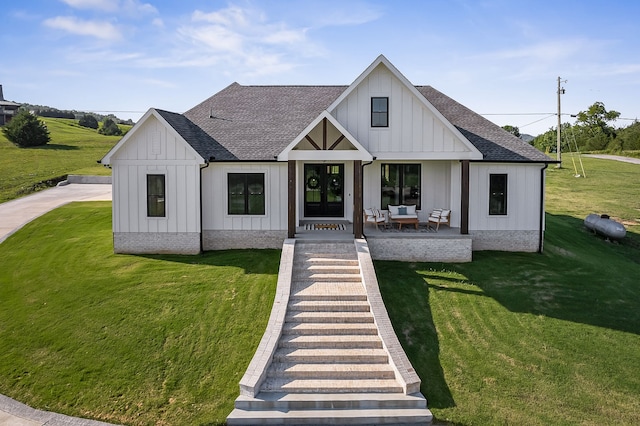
left=146, top=174, right=166, bottom=218
left=380, top=163, right=421, bottom=210
left=228, top=173, right=266, bottom=215
left=371, top=97, right=389, bottom=127
left=489, top=174, right=508, bottom=215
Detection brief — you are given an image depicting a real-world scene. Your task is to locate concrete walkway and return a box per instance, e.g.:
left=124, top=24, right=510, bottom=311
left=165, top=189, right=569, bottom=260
left=0, top=183, right=118, bottom=425
left=583, top=154, right=640, bottom=165
left=0, top=183, right=111, bottom=244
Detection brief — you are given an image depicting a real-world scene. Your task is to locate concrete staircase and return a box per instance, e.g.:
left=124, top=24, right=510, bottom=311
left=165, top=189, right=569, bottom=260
left=228, top=241, right=432, bottom=425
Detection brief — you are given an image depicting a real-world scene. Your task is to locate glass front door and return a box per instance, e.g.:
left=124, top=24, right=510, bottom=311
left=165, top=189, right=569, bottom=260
left=304, top=164, right=344, bottom=217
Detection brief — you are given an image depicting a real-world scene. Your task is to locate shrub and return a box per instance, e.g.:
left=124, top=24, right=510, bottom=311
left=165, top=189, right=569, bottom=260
left=98, top=118, right=122, bottom=136
left=78, top=115, right=99, bottom=129
left=2, top=110, right=51, bottom=147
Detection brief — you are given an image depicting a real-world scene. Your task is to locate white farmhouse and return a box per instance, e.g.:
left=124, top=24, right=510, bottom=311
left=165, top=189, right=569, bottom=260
left=101, top=55, right=553, bottom=262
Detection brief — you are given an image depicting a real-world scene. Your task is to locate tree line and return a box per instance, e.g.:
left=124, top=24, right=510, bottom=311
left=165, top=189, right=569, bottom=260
left=504, top=102, right=639, bottom=153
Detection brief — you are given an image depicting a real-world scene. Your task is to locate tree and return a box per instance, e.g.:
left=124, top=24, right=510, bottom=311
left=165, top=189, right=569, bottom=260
left=78, top=115, right=99, bottom=129
left=576, top=102, right=620, bottom=137
left=2, top=110, right=50, bottom=147
left=502, top=125, right=521, bottom=138
left=99, top=118, right=122, bottom=136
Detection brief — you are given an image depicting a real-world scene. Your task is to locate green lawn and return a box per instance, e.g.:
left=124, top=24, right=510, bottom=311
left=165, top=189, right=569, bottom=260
left=0, top=203, right=279, bottom=425
left=0, top=156, right=638, bottom=425
left=0, top=118, right=126, bottom=203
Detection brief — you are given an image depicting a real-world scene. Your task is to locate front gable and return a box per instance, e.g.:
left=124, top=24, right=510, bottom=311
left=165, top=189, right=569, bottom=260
left=329, top=55, right=483, bottom=160
left=277, top=111, right=373, bottom=161
left=101, top=108, right=205, bottom=165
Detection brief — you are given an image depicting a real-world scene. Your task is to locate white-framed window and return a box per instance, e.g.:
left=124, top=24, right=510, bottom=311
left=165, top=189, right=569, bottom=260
left=489, top=174, right=507, bottom=215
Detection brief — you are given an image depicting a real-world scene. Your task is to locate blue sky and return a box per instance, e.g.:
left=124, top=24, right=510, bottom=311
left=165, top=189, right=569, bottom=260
left=1, top=0, right=638, bottom=135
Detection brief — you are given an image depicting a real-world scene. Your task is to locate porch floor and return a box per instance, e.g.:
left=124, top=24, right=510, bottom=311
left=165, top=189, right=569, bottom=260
left=296, top=220, right=463, bottom=240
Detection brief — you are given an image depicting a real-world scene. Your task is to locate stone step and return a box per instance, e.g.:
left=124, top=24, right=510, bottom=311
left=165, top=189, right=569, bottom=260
left=227, top=406, right=433, bottom=425
left=282, top=322, right=379, bottom=336
left=261, top=378, right=403, bottom=393
left=289, top=294, right=368, bottom=302
left=273, top=348, right=388, bottom=364
left=298, top=257, right=359, bottom=265
left=235, top=392, right=428, bottom=411
left=291, top=281, right=366, bottom=299
left=285, top=311, right=374, bottom=323
left=267, top=363, right=395, bottom=379
left=292, top=272, right=362, bottom=282
left=295, top=265, right=361, bottom=275
left=288, top=300, right=371, bottom=312
left=279, top=335, right=382, bottom=349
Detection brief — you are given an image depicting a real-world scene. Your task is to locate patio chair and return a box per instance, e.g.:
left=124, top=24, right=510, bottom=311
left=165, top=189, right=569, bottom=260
left=364, top=208, right=386, bottom=230
left=428, top=209, right=451, bottom=231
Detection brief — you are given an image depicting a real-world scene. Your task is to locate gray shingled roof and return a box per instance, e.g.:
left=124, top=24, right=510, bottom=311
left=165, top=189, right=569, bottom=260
left=183, top=83, right=346, bottom=161
left=416, top=86, right=552, bottom=162
left=160, top=82, right=551, bottom=163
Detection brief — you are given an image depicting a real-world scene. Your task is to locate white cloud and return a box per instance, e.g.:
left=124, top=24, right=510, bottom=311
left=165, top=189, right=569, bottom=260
left=61, top=0, right=117, bottom=12
left=44, top=16, right=122, bottom=41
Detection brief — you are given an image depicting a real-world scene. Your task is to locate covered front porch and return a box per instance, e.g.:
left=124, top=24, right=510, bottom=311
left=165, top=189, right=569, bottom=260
left=295, top=219, right=472, bottom=262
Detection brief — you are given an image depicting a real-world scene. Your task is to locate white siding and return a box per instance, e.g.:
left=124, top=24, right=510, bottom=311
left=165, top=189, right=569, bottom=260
left=202, top=163, right=288, bottom=231
left=468, top=163, right=544, bottom=231
left=110, top=115, right=202, bottom=235
left=332, top=64, right=472, bottom=158
left=362, top=160, right=459, bottom=225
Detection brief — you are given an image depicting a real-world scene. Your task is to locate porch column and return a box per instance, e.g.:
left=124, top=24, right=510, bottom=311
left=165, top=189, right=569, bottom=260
left=353, top=160, right=363, bottom=239
left=461, top=160, right=469, bottom=234
left=288, top=160, right=296, bottom=238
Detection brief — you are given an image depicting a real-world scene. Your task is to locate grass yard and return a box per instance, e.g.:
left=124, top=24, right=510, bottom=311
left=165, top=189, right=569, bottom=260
left=0, top=202, right=279, bottom=425
left=0, top=156, right=638, bottom=425
left=0, top=118, right=126, bottom=203
left=377, top=156, right=640, bottom=425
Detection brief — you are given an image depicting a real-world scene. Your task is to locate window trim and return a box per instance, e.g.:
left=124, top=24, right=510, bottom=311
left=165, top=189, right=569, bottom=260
left=380, top=163, right=421, bottom=210
left=146, top=174, right=166, bottom=218
left=371, top=97, right=389, bottom=128
left=489, top=173, right=508, bottom=216
left=227, top=172, right=266, bottom=216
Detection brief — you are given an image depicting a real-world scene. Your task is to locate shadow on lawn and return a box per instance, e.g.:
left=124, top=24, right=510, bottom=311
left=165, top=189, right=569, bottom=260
left=27, top=143, right=80, bottom=150
left=139, top=248, right=281, bottom=275
left=376, top=264, right=456, bottom=410
left=451, top=213, right=640, bottom=336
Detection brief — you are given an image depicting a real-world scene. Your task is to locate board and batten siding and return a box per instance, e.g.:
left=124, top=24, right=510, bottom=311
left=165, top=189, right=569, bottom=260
left=201, top=163, right=288, bottom=231
left=468, top=163, right=544, bottom=231
left=110, top=114, right=202, bottom=234
left=362, top=160, right=461, bottom=226
left=332, top=64, right=472, bottom=158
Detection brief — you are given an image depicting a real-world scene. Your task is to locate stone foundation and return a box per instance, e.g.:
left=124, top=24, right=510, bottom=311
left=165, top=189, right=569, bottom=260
left=367, top=236, right=473, bottom=262
left=470, top=230, right=540, bottom=252
left=114, top=232, right=200, bottom=254
left=203, top=230, right=287, bottom=250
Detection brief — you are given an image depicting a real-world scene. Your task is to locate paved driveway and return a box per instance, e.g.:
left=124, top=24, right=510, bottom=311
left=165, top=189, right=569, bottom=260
left=0, top=184, right=112, bottom=244
left=583, top=154, right=640, bottom=165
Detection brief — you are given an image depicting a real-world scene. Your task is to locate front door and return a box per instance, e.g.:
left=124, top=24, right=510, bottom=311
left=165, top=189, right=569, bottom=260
left=304, top=164, right=344, bottom=217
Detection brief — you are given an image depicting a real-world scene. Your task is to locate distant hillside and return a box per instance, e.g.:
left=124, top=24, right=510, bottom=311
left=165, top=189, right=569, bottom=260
left=521, top=134, right=535, bottom=143
left=20, top=103, right=134, bottom=125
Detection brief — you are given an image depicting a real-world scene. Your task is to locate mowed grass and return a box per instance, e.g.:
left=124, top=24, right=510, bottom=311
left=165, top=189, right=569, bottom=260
left=0, top=118, right=127, bottom=202
left=377, top=156, right=640, bottom=425
left=0, top=202, right=279, bottom=425
left=0, top=155, right=639, bottom=425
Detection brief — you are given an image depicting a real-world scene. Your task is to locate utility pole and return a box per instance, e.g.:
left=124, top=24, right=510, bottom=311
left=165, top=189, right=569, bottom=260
left=556, top=77, right=566, bottom=168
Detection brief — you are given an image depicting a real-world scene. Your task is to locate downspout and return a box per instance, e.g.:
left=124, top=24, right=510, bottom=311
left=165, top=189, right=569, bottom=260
left=538, top=163, right=548, bottom=253
left=361, top=158, right=376, bottom=238
left=199, top=158, right=212, bottom=253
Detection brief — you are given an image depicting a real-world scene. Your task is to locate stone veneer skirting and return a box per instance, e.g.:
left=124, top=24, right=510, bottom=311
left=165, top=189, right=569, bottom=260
left=470, top=230, right=540, bottom=252
left=114, top=232, right=200, bottom=254
left=367, top=236, right=473, bottom=263
left=203, top=230, right=287, bottom=251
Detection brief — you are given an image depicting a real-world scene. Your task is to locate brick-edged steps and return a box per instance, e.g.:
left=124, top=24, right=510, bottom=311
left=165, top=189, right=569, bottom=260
left=228, top=241, right=432, bottom=425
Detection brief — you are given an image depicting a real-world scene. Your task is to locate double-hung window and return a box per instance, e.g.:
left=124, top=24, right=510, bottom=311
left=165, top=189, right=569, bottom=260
left=147, top=174, right=165, bottom=217
left=381, top=164, right=421, bottom=209
left=228, top=173, right=265, bottom=215
left=489, top=174, right=507, bottom=215
left=371, top=97, right=389, bottom=127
